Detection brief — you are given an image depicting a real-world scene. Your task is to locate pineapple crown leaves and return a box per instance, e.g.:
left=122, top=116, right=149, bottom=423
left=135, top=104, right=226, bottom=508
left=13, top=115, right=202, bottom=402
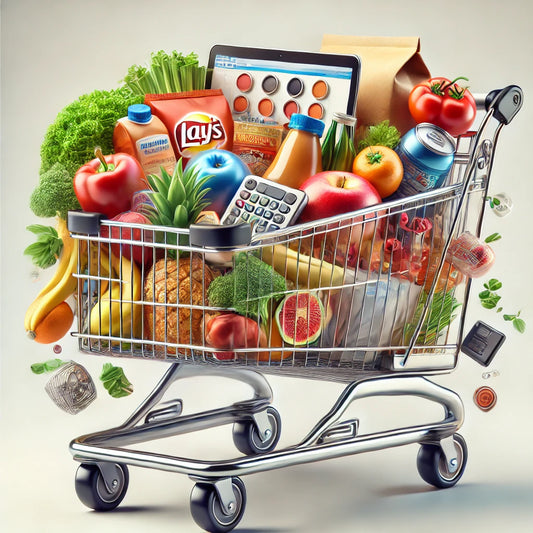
left=145, top=158, right=212, bottom=229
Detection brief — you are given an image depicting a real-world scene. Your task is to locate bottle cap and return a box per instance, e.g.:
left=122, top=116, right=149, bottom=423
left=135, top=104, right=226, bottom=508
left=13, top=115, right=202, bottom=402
left=474, top=386, right=497, bottom=411
left=288, top=113, right=325, bottom=137
left=128, top=104, right=152, bottom=124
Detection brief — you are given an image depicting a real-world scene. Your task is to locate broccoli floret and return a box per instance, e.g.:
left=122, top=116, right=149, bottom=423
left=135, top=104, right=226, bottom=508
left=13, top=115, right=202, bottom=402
left=208, top=253, right=287, bottom=324
left=30, top=162, right=81, bottom=219
left=39, top=87, right=143, bottom=176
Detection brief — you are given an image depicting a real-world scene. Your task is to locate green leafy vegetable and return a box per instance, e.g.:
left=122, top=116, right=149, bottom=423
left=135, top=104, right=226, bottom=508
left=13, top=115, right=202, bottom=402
left=122, top=50, right=206, bottom=95
left=100, top=363, right=133, bottom=398
left=358, top=120, right=401, bottom=152
left=208, top=252, right=287, bottom=325
left=31, top=359, right=68, bottom=374
left=39, top=88, right=143, bottom=178
left=24, top=224, right=63, bottom=268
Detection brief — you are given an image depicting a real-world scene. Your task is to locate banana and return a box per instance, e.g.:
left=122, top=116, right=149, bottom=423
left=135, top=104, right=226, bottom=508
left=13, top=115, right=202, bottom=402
left=89, top=250, right=142, bottom=339
left=24, top=217, right=84, bottom=334
left=260, top=244, right=345, bottom=290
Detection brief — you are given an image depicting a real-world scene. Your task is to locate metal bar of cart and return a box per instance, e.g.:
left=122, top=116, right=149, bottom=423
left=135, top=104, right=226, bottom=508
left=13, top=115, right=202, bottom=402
left=71, top=375, right=463, bottom=478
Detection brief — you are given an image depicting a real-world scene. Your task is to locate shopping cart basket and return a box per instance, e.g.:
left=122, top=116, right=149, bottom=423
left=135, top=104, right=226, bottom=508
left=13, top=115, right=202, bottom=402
left=67, top=85, right=522, bottom=532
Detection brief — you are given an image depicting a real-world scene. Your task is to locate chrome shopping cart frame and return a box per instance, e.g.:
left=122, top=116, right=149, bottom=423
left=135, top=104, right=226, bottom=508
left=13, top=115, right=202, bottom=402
left=67, top=85, right=522, bottom=532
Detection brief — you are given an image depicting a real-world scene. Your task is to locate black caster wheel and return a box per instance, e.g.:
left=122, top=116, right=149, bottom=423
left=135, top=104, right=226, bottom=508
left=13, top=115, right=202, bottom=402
left=190, top=477, right=246, bottom=533
left=417, top=433, right=467, bottom=488
left=75, top=462, right=129, bottom=511
left=232, top=406, right=281, bottom=455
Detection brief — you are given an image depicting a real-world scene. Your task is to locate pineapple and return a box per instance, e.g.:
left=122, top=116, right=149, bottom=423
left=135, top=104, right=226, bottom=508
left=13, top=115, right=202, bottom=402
left=142, top=159, right=214, bottom=355
left=144, top=158, right=211, bottom=250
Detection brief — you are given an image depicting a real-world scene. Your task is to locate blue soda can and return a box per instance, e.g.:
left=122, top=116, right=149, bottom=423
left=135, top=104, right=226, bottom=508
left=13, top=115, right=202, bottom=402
left=395, top=123, right=455, bottom=198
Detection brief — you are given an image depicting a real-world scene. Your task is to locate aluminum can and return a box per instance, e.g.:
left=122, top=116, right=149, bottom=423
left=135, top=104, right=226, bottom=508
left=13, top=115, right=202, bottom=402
left=395, top=123, right=456, bottom=198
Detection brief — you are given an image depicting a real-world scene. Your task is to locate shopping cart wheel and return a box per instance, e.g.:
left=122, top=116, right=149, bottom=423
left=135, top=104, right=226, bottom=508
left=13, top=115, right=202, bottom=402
left=232, top=406, right=281, bottom=455
left=75, top=462, right=129, bottom=511
left=190, top=477, right=246, bottom=533
left=417, top=434, right=467, bottom=488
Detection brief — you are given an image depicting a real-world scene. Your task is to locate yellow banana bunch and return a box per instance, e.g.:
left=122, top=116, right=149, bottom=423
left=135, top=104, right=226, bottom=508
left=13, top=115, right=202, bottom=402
left=24, top=217, right=84, bottom=335
left=89, top=249, right=142, bottom=339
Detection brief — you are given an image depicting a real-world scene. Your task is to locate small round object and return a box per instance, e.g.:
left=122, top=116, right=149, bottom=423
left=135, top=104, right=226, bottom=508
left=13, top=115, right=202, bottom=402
left=262, top=74, right=279, bottom=94
left=190, top=477, right=246, bottom=533
left=75, top=463, right=129, bottom=511
left=236, top=72, right=253, bottom=92
left=283, top=100, right=300, bottom=119
left=312, top=79, right=329, bottom=99
left=233, top=95, right=249, bottom=113
left=258, top=98, right=274, bottom=117
left=474, top=386, right=497, bottom=411
left=286, top=77, right=304, bottom=97
left=307, top=102, right=324, bottom=119
left=417, top=434, right=467, bottom=488
left=232, top=407, right=281, bottom=455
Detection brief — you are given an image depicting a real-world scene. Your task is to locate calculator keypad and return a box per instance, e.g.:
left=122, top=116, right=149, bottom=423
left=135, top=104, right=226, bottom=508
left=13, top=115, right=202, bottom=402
left=221, top=176, right=308, bottom=234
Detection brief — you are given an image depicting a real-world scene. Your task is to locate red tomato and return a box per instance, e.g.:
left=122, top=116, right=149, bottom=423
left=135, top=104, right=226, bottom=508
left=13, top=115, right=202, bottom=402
left=408, top=76, right=477, bottom=137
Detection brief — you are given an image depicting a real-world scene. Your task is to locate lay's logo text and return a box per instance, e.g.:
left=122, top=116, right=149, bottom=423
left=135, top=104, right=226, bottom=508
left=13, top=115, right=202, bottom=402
left=175, top=112, right=226, bottom=156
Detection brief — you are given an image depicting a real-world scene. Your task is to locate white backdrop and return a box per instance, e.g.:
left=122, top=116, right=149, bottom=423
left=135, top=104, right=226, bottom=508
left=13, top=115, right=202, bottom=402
left=2, top=1, right=533, bottom=532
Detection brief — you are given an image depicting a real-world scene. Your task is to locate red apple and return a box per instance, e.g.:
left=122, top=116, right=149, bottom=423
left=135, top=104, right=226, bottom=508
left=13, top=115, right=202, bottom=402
left=299, top=171, right=382, bottom=255
left=100, top=211, right=154, bottom=267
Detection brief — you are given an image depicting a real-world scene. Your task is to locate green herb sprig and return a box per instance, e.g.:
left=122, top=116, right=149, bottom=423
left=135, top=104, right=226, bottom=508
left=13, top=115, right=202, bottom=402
left=478, top=278, right=526, bottom=333
left=100, top=363, right=133, bottom=398
left=358, top=120, right=401, bottom=152
left=479, top=278, right=502, bottom=309
left=24, top=225, right=63, bottom=269
left=503, top=311, right=526, bottom=334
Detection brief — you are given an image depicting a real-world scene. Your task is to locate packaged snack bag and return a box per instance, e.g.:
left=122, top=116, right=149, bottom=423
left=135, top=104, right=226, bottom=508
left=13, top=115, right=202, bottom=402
left=145, top=89, right=233, bottom=164
left=320, top=36, right=431, bottom=136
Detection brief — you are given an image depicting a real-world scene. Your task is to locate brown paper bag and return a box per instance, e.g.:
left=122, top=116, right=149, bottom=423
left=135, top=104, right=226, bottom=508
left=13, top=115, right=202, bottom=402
left=321, top=35, right=431, bottom=136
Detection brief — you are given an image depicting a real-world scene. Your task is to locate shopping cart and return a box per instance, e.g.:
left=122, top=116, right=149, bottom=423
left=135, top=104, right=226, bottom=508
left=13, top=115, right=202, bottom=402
left=67, top=85, right=522, bottom=532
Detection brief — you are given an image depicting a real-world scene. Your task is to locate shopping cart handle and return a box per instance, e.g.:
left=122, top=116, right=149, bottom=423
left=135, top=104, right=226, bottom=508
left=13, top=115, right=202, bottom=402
left=189, top=222, right=252, bottom=249
left=67, top=210, right=107, bottom=235
left=474, top=85, right=523, bottom=125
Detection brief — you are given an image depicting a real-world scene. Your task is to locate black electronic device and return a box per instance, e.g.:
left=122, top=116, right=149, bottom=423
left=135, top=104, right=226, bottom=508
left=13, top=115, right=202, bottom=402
left=461, top=321, right=506, bottom=367
left=207, top=44, right=361, bottom=130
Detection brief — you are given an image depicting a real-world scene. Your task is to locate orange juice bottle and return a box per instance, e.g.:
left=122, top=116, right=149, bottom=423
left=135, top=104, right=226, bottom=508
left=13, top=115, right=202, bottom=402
left=263, top=114, right=325, bottom=189
left=113, top=104, right=177, bottom=177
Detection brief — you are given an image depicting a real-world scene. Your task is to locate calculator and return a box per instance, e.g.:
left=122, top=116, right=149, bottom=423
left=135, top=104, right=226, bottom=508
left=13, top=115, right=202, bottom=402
left=220, top=175, right=308, bottom=235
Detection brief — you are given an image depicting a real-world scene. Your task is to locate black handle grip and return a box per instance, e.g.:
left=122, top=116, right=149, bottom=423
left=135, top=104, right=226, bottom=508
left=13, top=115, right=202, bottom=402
left=482, top=85, right=523, bottom=125
left=67, top=210, right=106, bottom=235
left=189, top=222, right=252, bottom=249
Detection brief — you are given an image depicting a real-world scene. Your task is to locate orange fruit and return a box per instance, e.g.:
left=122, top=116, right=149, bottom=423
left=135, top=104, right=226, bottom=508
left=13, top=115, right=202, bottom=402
left=31, top=301, right=74, bottom=344
left=352, top=145, right=403, bottom=198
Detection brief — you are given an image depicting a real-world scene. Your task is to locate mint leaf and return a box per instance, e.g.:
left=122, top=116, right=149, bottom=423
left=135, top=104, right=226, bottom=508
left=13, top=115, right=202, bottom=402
left=24, top=225, right=63, bottom=269
left=100, top=363, right=133, bottom=398
left=485, top=233, right=502, bottom=243
left=480, top=294, right=501, bottom=309
left=513, top=318, right=526, bottom=334
left=485, top=279, right=502, bottom=291
left=31, top=358, right=68, bottom=374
